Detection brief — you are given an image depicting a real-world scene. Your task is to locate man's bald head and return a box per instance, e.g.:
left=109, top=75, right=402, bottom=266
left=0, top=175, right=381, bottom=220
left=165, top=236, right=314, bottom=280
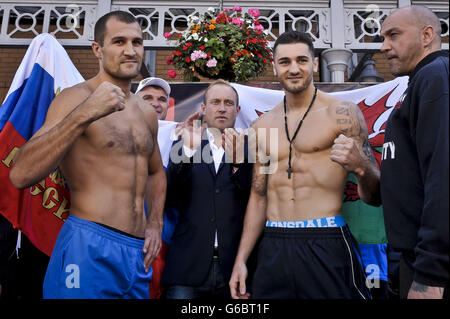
left=381, top=5, right=443, bottom=76
left=389, top=5, right=441, bottom=45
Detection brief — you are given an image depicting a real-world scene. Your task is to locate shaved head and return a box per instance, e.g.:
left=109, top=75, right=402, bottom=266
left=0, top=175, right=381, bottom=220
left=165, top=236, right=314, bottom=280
left=390, top=5, right=441, bottom=45
left=381, top=5, right=443, bottom=76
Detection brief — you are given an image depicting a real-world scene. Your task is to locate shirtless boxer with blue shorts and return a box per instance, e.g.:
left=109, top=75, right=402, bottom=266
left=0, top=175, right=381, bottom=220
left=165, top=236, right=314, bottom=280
left=9, top=11, right=166, bottom=298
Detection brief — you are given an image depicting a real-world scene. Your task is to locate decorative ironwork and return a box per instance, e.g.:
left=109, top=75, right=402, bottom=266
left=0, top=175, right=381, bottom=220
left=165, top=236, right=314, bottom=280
left=0, top=1, right=447, bottom=50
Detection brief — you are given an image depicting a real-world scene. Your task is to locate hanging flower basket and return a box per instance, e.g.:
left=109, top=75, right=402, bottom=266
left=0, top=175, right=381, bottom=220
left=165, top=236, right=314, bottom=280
left=166, top=6, right=273, bottom=83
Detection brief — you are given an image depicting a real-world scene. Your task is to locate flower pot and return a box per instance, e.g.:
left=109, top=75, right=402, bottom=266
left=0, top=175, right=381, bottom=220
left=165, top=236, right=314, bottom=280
left=194, top=63, right=236, bottom=82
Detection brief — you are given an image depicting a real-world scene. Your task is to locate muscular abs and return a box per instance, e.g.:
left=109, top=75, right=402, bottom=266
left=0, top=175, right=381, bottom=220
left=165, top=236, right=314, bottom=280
left=60, top=96, right=155, bottom=237
left=257, top=98, right=355, bottom=222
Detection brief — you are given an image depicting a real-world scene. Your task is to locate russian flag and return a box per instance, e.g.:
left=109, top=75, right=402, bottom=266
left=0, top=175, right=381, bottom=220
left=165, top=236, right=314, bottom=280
left=0, top=33, right=84, bottom=256
left=148, top=120, right=179, bottom=298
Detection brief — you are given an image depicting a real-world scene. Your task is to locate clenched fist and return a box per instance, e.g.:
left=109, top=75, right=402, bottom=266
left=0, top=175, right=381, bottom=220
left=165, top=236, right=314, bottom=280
left=83, top=81, right=126, bottom=121
left=330, top=134, right=366, bottom=176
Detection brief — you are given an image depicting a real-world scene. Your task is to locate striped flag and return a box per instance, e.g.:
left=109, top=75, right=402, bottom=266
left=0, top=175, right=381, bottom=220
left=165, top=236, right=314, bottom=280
left=0, top=33, right=84, bottom=256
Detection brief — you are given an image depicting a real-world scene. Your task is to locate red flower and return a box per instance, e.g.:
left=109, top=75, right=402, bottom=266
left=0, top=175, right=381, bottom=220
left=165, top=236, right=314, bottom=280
left=199, top=45, right=205, bottom=50
left=263, top=58, right=268, bottom=64
left=175, top=50, right=182, bottom=56
left=168, top=70, right=177, bottom=78
left=185, top=57, right=191, bottom=63
left=183, top=45, right=189, bottom=51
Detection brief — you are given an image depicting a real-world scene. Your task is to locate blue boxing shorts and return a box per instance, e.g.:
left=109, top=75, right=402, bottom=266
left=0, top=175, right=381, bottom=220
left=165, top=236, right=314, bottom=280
left=43, top=214, right=152, bottom=299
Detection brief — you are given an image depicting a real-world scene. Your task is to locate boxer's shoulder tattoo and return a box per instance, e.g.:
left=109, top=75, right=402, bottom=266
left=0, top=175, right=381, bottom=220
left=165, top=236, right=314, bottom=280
left=335, top=101, right=364, bottom=139
left=335, top=100, right=377, bottom=166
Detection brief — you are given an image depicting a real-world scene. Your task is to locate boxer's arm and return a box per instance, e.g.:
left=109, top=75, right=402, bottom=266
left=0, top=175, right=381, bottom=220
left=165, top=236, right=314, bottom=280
left=230, top=149, right=268, bottom=299
left=143, top=107, right=166, bottom=272
left=10, top=87, right=91, bottom=189
left=10, top=82, right=125, bottom=189
left=331, top=101, right=381, bottom=206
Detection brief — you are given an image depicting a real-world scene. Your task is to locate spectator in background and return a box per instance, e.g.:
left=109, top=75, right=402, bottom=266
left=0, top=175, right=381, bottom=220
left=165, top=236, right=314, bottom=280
left=135, top=77, right=171, bottom=120
left=162, top=79, right=254, bottom=299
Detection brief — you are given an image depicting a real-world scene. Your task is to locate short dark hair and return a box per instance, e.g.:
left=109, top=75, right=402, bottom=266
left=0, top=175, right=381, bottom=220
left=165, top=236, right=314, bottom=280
left=273, top=30, right=315, bottom=58
left=94, top=11, right=138, bottom=46
left=203, top=79, right=239, bottom=107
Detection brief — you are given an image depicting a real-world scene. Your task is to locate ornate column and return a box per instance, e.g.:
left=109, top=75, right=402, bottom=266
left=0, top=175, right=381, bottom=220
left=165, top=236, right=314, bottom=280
left=321, top=48, right=353, bottom=83
left=322, top=0, right=353, bottom=83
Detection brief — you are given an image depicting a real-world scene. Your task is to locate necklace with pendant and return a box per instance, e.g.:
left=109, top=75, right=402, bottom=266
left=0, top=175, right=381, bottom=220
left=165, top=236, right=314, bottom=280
left=283, top=87, right=318, bottom=179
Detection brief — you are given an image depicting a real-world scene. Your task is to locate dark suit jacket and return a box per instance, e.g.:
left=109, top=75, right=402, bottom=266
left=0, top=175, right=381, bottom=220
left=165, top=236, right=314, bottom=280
left=162, top=135, right=253, bottom=286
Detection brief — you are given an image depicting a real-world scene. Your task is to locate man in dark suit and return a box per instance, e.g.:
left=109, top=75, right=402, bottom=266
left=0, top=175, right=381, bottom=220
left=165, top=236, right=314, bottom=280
left=162, top=79, right=253, bottom=299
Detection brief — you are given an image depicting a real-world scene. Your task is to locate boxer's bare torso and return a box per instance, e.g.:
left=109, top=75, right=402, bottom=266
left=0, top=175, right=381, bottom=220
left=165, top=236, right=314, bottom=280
left=10, top=17, right=165, bottom=271
left=55, top=80, right=157, bottom=237
left=254, top=91, right=365, bottom=221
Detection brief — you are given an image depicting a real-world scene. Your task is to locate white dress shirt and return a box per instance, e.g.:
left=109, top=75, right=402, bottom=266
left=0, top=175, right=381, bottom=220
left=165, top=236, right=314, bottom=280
left=183, top=129, right=224, bottom=249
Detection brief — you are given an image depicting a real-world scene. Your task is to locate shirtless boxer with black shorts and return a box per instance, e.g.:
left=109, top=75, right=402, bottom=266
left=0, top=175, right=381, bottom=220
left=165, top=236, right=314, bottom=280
left=229, top=31, right=380, bottom=299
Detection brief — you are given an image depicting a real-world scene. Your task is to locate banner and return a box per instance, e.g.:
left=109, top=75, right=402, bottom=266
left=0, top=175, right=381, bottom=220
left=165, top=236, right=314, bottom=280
left=0, top=34, right=84, bottom=256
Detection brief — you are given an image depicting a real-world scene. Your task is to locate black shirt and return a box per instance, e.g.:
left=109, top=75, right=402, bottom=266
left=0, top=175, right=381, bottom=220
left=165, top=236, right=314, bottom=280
left=380, top=50, right=449, bottom=287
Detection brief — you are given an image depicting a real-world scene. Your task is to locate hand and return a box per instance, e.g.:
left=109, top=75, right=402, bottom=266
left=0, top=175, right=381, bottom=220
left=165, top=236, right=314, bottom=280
left=330, top=134, right=365, bottom=176
left=229, top=262, right=251, bottom=299
left=223, top=128, right=246, bottom=164
left=142, top=220, right=162, bottom=273
left=83, top=81, right=126, bottom=121
left=175, top=111, right=204, bottom=150
left=407, top=281, right=445, bottom=299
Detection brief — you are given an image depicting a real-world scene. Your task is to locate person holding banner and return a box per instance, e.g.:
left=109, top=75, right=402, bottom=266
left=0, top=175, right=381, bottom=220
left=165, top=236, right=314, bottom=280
left=380, top=5, right=449, bottom=299
left=9, top=11, right=166, bottom=299
left=229, top=31, right=380, bottom=299
left=162, top=80, right=254, bottom=299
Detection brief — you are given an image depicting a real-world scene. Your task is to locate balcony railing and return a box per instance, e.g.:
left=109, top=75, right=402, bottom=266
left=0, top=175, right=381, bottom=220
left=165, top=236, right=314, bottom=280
left=0, top=0, right=448, bottom=50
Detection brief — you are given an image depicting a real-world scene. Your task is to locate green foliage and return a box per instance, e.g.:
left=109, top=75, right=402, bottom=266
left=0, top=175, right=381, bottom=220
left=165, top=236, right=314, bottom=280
left=166, top=7, right=273, bottom=83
